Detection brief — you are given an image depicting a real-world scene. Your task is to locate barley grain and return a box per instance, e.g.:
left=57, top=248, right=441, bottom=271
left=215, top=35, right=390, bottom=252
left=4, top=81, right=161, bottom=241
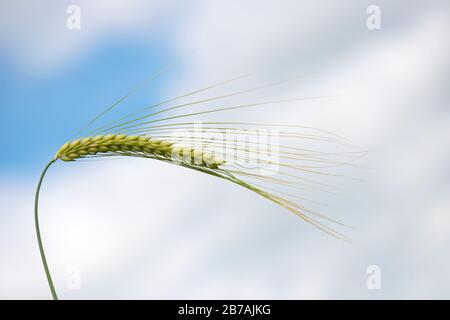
left=55, top=134, right=225, bottom=169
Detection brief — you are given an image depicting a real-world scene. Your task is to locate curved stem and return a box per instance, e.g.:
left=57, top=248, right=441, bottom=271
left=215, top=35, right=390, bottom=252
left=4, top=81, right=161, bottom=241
left=35, top=159, right=58, bottom=300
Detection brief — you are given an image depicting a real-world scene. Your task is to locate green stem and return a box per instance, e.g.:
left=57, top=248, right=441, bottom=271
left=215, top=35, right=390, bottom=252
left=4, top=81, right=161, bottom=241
left=35, top=159, right=58, bottom=300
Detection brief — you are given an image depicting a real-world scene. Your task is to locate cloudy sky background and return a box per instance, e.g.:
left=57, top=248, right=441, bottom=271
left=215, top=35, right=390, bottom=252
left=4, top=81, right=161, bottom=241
left=1, top=0, right=449, bottom=299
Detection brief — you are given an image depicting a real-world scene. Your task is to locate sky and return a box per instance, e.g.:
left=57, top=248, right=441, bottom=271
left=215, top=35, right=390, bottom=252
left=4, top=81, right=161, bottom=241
left=1, top=0, right=450, bottom=299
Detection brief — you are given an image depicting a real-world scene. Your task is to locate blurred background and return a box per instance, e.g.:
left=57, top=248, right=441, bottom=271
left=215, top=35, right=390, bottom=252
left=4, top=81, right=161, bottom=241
left=1, top=0, right=449, bottom=299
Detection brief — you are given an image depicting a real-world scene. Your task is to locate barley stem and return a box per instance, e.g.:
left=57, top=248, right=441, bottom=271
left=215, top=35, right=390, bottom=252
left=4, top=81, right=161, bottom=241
left=35, top=159, right=58, bottom=300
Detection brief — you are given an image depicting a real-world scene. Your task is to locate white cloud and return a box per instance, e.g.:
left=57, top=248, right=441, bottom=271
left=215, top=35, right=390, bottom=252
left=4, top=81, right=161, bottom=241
left=0, top=0, right=172, bottom=74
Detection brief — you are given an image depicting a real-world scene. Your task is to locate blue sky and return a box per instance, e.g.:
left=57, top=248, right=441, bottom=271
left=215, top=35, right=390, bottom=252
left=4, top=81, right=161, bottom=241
left=0, top=35, right=177, bottom=173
